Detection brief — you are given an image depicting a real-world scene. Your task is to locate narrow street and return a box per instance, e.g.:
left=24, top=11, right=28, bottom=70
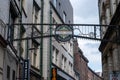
left=0, top=0, right=120, bottom=80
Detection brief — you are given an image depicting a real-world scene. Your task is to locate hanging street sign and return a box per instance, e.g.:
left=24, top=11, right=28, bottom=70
left=23, top=59, right=30, bottom=80
left=55, top=25, right=73, bottom=42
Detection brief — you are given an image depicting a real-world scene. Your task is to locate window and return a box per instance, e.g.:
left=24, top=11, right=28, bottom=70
left=55, top=49, right=59, bottom=64
left=61, top=55, right=66, bottom=70
left=7, top=65, right=10, bottom=79
left=59, top=2, right=61, bottom=12
left=69, top=61, right=71, bottom=72
left=69, top=61, right=73, bottom=74
left=62, top=55, right=64, bottom=69
left=64, top=57, right=66, bottom=70
left=33, top=43, right=38, bottom=66
left=33, top=2, right=40, bottom=24
left=31, top=40, right=39, bottom=67
left=33, top=51, right=37, bottom=66
left=71, top=64, right=73, bottom=73
left=69, top=20, right=71, bottom=24
left=35, top=8, right=39, bottom=23
left=12, top=70, right=15, bottom=80
left=9, top=1, right=18, bottom=44
left=52, top=46, right=55, bottom=63
left=59, top=2, right=61, bottom=7
left=52, top=18, right=56, bottom=24
left=0, top=20, right=6, bottom=38
left=63, top=12, right=66, bottom=22
left=52, top=46, right=59, bottom=65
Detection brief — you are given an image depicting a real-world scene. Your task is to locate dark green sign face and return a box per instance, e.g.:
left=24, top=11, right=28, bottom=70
left=55, top=25, right=73, bottom=42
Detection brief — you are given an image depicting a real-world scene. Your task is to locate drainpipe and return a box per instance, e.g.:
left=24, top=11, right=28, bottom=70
left=49, top=3, right=52, bottom=80
left=19, top=0, right=22, bottom=59
left=8, top=1, right=11, bottom=41
left=19, top=0, right=23, bottom=79
left=26, top=38, right=29, bottom=59
left=40, top=0, right=44, bottom=78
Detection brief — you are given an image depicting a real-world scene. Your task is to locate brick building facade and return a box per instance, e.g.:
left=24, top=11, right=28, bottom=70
left=73, top=40, right=88, bottom=80
left=88, top=67, right=103, bottom=80
left=73, top=39, right=102, bottom=80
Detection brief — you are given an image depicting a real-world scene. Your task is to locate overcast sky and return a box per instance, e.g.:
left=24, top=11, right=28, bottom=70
left=69, top=0, right=102, bottom=72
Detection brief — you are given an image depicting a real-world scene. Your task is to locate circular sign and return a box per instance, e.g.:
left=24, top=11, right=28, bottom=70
left=55, top=25, right=73, bottom=42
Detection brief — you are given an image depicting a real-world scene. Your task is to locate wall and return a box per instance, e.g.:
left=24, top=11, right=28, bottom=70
left=73, top=39, right=88, bottom=80
left=0, top=46, right=4, bottom=80
left=98, top=0, right=120, bottom=80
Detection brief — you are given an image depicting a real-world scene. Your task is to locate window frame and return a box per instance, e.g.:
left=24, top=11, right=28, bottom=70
left=7, top=65, right=10, bottom=79
left=12, top=70, right=15, bottom=80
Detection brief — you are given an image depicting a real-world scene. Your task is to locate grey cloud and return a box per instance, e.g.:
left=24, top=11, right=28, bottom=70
left=72, top=0, right=99, bottom=18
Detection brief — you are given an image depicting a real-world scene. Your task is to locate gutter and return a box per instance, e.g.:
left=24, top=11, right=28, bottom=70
left=49, top=3, right=52, bottom=80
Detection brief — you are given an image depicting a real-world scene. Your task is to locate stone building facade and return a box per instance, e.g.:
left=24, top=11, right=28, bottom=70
left=98, top=0, right=120, bottom=80
left=0, top=20, right=8, bottom=80
left=0, top=1, right=19, bottom=80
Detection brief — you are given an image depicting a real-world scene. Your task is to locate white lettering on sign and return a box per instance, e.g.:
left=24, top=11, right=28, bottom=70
left=56, top=31, right=72, bottom=35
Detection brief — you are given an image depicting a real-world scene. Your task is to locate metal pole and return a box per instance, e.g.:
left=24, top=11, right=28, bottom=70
left=49, top=4, right=52, bottom=80
left=26, top=38, right=29, bottom=59
left=7, top=0, right=11, bottom=41
left=19, top=0, right=23, bottom=80
left=40, top=0, right=44, bottom=78
left=26, top=38, right=29, bottom=80
left=19, top=0, right=22, bottom=59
